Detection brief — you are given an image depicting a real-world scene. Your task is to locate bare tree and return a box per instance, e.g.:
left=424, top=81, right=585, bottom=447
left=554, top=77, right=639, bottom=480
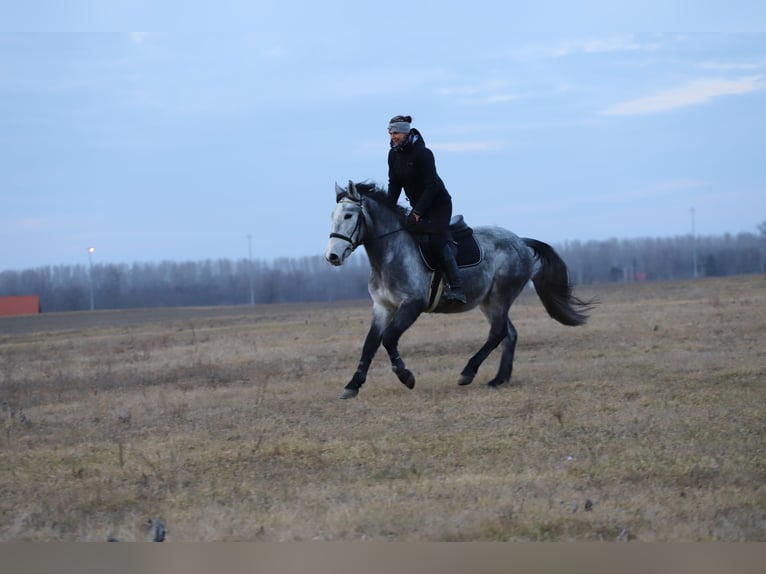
left=2, top=230, right=764, bottom=312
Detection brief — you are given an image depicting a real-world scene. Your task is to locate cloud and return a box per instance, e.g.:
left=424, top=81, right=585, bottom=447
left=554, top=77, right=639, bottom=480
left=129, top=32, right=148, bottom=45
left=595, top=179, right=710, bottom=203
left=439, top=83, right=520, bottom=106
left=2, top=217, right=49, bottom=232
left=698, top=58, right=766, bottom=72
left=431, top=141, right=503, bottom=152
left=551, top=36, right=662, bottom=58
left=483, top=94, right=518, bottom=104
left=602, top=76, right=764, bottom=116
left=264, top=46, right=285, bottom=59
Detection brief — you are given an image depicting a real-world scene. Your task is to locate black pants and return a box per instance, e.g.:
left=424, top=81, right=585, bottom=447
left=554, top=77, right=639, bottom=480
left=409, top=197, right=452, bottom=253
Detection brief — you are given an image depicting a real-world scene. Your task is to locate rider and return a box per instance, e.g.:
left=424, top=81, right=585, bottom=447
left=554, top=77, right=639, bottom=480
left=386, top=114, right=467, bottom=304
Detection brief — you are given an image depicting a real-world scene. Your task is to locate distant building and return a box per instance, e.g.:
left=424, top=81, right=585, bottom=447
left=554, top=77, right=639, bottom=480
left=0, top=295, right=41, bottom=316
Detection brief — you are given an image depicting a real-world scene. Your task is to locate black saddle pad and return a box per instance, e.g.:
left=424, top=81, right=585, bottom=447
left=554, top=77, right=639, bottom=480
left=417, top=215, right=482, bottom=271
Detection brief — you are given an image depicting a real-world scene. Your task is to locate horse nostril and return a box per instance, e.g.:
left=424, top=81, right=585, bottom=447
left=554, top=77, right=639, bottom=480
left=328, top=253, right=340, bottom=265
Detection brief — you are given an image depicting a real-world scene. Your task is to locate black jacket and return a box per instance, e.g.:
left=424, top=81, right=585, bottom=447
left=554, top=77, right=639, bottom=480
left=387, top=129, right=451, bottom=218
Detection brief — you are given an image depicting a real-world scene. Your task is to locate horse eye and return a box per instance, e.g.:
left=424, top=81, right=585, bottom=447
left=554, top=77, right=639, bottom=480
left=344, top=213, right=353, bottom=219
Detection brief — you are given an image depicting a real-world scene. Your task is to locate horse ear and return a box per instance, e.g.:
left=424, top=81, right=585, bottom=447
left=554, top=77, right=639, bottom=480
left=335, top=181, right=346, bottom=202
left=347, top=180, right=360, bottom=201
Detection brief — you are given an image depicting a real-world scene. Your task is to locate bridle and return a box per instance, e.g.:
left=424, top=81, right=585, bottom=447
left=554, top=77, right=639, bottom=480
left=329, top=197, right=366, bottom=249
left=329, top=194, right=407, bottom=250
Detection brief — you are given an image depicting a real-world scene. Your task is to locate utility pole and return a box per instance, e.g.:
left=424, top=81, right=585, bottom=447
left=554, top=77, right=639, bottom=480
left=247, top=234, right=255, bottom=305
left=690, top=207, right=698, bottom=278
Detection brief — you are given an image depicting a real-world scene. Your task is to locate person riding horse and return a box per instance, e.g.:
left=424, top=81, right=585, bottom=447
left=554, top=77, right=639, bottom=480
left=386, top=115, right=467, bottom=304
left=326, top=181, right=593, bottom=399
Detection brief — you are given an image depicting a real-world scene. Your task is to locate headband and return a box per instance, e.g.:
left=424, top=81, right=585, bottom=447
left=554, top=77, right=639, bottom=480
left=388, top=121, right=411, bottom=134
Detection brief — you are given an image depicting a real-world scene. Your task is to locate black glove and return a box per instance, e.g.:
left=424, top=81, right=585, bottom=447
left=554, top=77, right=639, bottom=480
left=406, top=211, right=422, bottom=227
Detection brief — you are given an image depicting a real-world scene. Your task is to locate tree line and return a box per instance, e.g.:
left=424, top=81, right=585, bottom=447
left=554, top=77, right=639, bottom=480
left=557, top=229, right=765, bottom=284
left=1, top=229, right=764, bottom=313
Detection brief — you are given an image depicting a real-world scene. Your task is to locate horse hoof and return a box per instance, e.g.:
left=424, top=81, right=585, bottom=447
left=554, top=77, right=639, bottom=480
left=392, top=366, right=415, bottom=389
left=487, top=379, right=507, bottom=388
left=339, top=388, right=359, bottom=399
left=458, top=374, right=474, bottom=386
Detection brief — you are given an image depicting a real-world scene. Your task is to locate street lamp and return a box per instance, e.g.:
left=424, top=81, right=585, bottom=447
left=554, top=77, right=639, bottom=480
left=87, top=247, right=95, bottom=311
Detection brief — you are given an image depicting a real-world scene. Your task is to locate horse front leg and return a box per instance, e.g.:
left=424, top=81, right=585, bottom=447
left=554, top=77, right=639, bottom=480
left=339, top=305, right=389, bottom=399
left=381, top=300, right=424, bottom=391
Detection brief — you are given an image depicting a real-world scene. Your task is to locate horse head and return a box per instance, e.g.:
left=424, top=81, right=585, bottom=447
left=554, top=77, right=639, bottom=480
left=326, top=182, right=365, bottom=266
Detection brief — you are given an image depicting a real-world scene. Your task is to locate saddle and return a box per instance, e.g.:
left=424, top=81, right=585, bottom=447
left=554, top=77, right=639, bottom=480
left=416, top=215, right=482, bottom=312
left=417, top=215, right=482, bottom=271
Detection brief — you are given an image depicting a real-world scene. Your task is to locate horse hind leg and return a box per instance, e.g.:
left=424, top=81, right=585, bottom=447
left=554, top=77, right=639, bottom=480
left=458, top=307, right=510, bottom=386
left=487, top=318, right=518, bottom=388
left=464, top=272, right=528, bottom=388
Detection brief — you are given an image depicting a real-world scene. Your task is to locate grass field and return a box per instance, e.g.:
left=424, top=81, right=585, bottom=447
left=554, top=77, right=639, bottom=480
left=0, top=275, right=764, bottom=541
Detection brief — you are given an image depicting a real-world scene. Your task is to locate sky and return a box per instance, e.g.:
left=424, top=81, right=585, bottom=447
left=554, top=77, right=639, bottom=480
left=2, top=2, right=765, bottom=272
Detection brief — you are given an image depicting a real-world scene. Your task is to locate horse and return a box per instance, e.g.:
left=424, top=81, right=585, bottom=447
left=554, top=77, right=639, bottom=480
left=325, top=181, right=593, bottom=400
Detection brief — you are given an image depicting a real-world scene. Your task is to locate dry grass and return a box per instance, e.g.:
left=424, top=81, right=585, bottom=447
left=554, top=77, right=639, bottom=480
left=0, top=276, right=764, bottom=541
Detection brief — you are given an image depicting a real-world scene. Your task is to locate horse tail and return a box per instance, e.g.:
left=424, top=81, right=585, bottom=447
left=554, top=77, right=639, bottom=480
left=523, top=238, right=594, bottom=326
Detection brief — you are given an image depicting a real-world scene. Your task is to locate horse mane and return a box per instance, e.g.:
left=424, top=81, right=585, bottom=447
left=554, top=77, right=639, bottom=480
left=354, top=181, right=409, bottom=221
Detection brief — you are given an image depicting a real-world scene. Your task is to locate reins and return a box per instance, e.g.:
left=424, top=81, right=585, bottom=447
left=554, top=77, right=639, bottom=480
left=359, top=226, right=408, bottom=246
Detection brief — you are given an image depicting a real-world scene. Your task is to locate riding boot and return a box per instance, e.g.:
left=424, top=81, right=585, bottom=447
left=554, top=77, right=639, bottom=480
left=439, top=243, right=467, bottom=304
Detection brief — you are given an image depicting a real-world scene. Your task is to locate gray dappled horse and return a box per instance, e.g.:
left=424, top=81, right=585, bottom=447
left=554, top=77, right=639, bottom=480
left=325, top=181, right=592, bottom=400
